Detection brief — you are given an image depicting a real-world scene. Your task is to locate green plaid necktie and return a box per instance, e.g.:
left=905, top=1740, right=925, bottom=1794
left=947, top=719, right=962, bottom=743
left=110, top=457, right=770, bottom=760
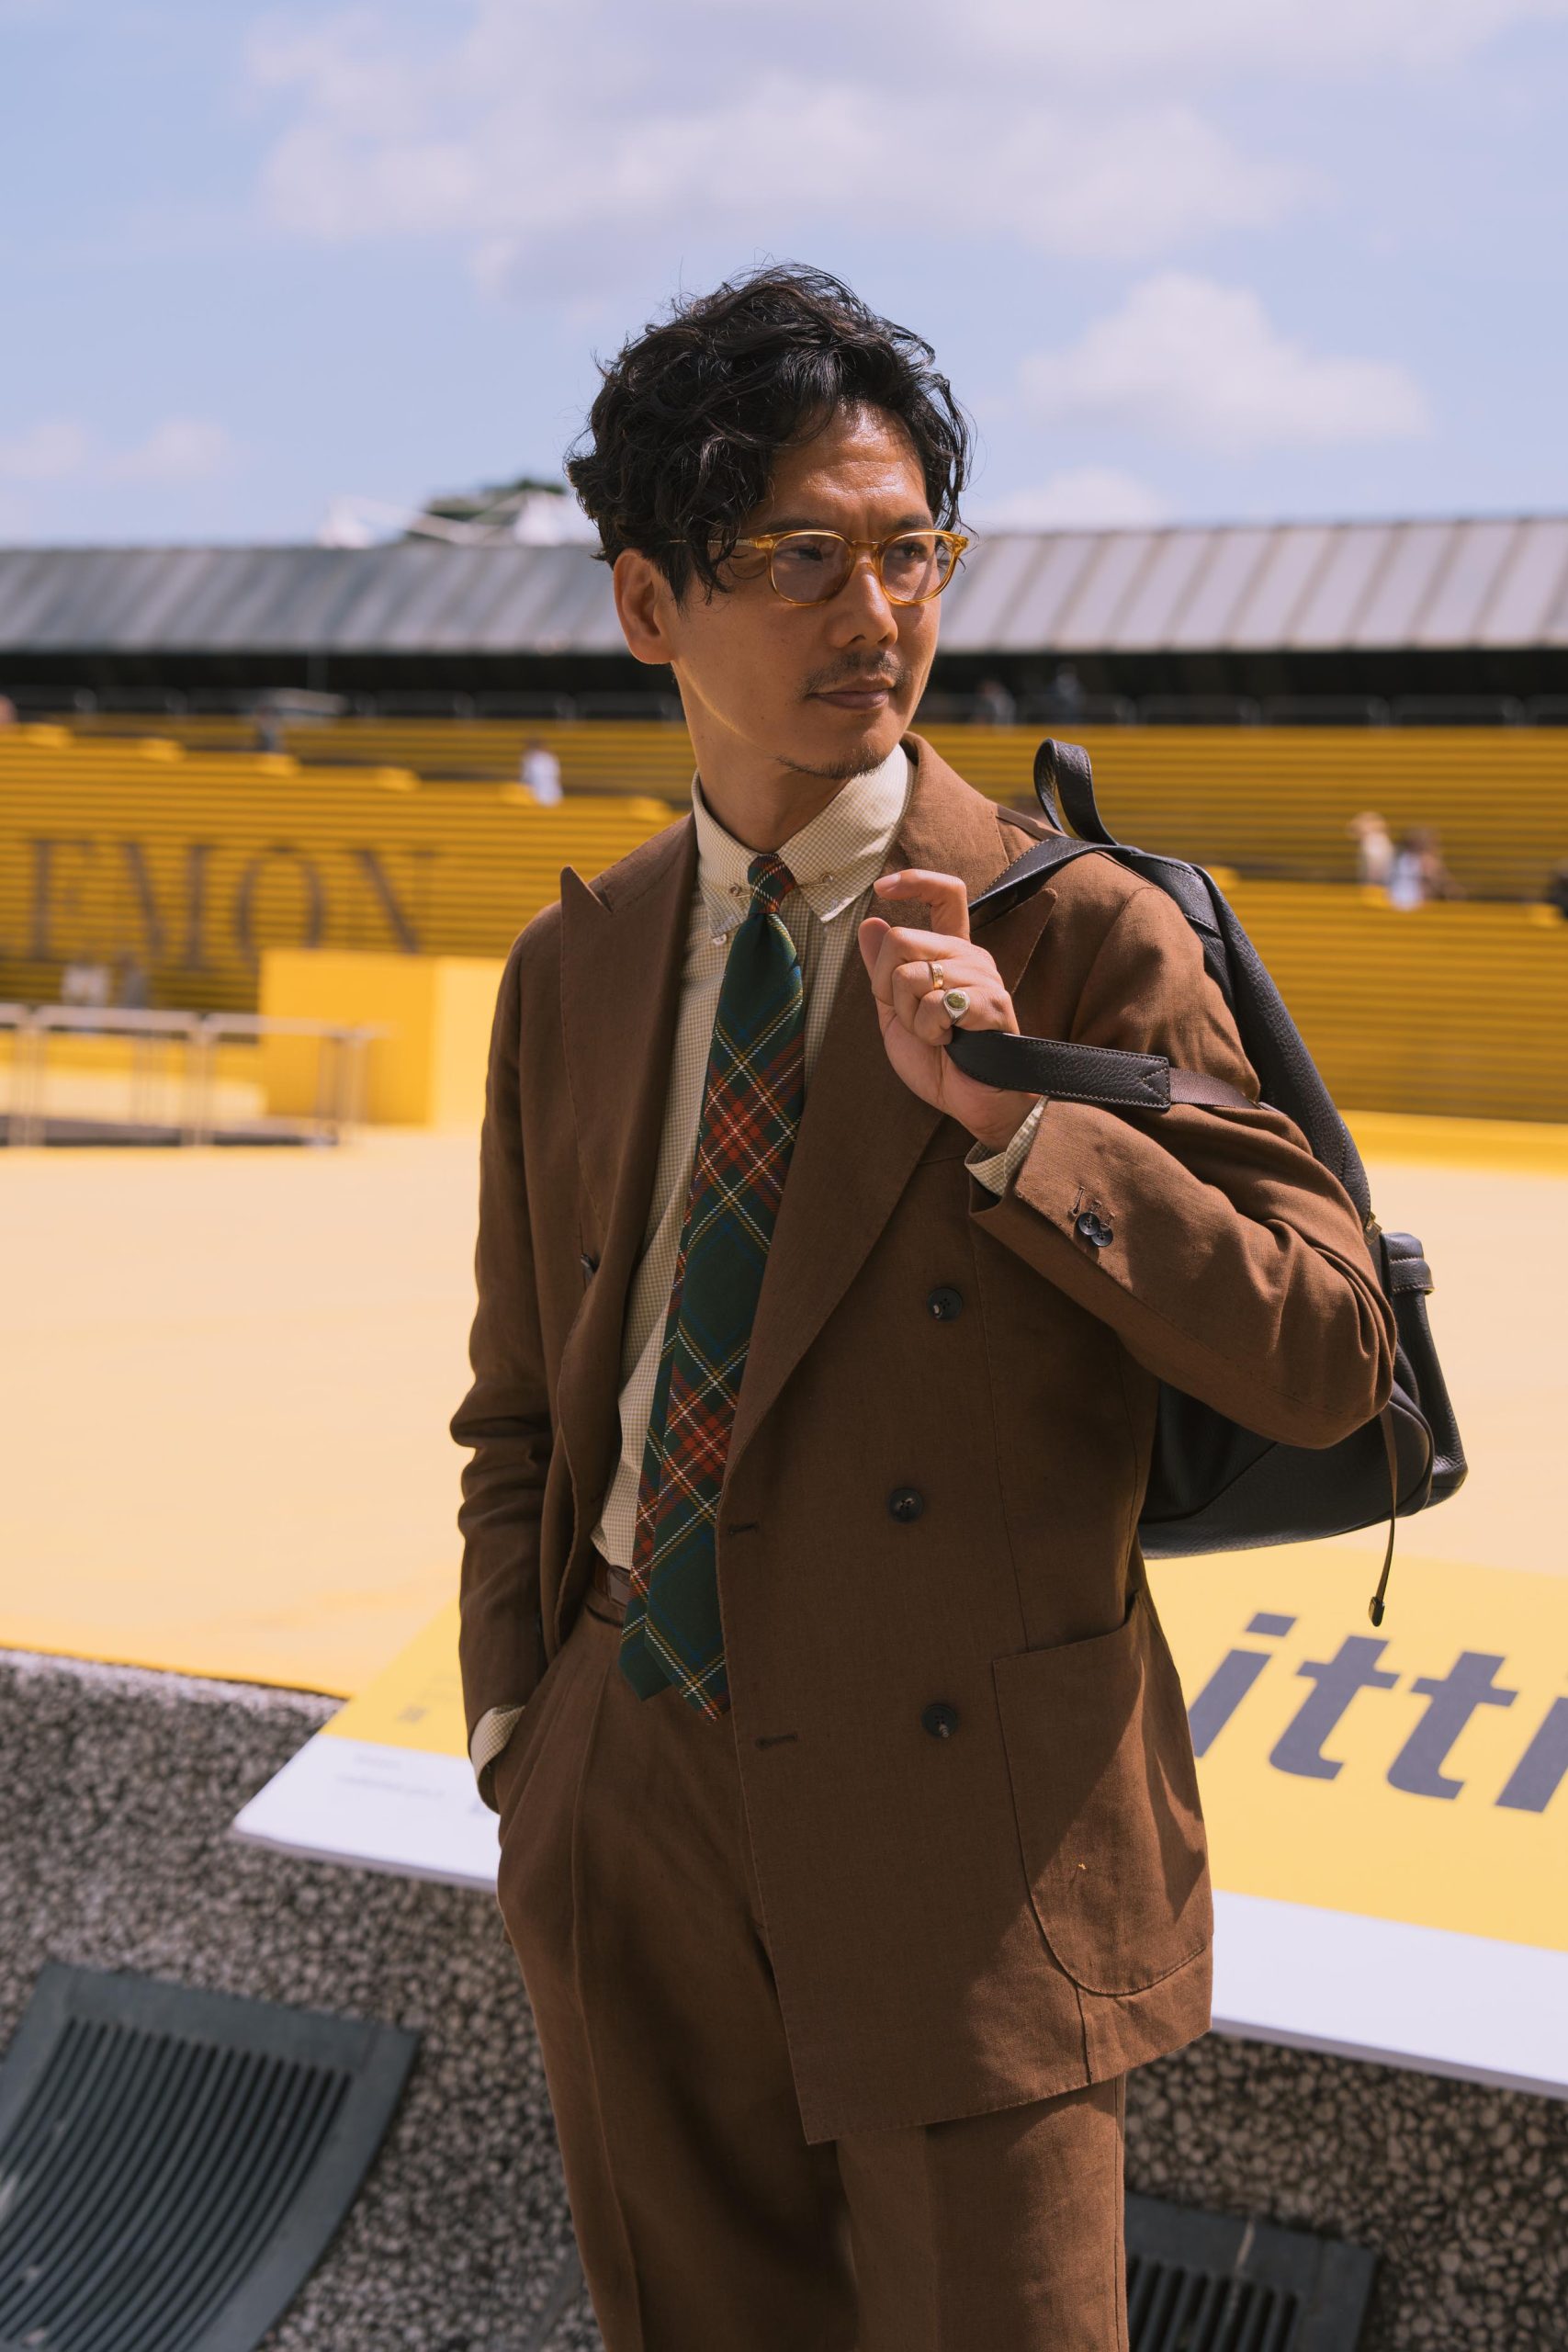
left=618, top=850, right=805, bottom=1717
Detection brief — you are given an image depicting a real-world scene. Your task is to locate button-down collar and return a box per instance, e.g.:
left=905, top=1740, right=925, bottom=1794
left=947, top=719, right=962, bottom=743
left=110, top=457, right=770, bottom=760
left=692, top=742, right=910, bottom=940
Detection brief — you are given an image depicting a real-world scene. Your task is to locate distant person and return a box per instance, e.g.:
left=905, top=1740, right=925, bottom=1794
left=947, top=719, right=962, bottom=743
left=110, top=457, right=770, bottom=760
left=520, top=736, right=563, bottom=805
left=1543, top=861, right=1568, bottom=922
left=1388, top=827, right=1461, bottom=910
left=1348, top=811, right=1394, bottom=890
left=0, top=692, right=17, bottom=729
left=973, top=675, right=1017, bottom=726
left=254, top=707, right=285, bottom=754
left=60, top=957, right=111, bottom=1013
left=1044, top=662, right=1085, bottom=720
left=113, top=952, right=151, bottom=1009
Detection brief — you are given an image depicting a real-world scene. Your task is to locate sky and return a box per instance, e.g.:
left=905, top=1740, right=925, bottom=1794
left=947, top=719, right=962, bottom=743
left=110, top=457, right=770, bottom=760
left=2, top=0, right=1564, bottom=545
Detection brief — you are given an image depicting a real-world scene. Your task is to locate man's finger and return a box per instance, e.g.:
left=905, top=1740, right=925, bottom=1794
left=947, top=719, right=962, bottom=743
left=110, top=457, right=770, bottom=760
left=857, top=914, right=893, bottom=996
left=873, top=868, right=971, bottom=943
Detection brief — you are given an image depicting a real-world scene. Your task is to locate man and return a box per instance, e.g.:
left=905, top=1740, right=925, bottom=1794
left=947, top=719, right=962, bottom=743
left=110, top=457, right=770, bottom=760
left=520, top=734, right=564, bottom=805
left=451, top=266, right=1394, bottom=2352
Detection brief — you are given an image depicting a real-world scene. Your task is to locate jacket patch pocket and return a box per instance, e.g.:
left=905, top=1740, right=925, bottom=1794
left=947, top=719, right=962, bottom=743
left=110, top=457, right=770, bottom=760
left=992, top=1589, right=1212, bottom=1996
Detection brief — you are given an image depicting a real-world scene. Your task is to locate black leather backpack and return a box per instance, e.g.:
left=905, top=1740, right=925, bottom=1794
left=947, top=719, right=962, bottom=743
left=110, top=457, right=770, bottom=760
left=951, top=739, right=1467, bottom=1624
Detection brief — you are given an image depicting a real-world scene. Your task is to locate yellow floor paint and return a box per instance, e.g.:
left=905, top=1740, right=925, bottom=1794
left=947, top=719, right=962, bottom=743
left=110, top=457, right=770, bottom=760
left=1, top=1119, right=1563, bottom=1698
left=0, top=1129, right=482, bottom=1694
left=1154, top=1546, right=1568, bottom=1954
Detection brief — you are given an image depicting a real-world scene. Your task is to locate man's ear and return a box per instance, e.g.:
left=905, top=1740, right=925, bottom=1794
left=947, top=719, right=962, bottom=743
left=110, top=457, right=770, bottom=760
left=613, top=548, right=678, bottom=667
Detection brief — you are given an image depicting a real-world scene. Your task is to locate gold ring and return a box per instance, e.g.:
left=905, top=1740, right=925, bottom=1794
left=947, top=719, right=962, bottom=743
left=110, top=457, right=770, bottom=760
left=928, top=959, right=944, bottom=993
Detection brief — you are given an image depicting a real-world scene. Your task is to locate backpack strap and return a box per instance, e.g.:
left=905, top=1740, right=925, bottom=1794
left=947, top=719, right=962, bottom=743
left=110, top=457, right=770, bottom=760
left=949, top=1027, right=1250, bottom=1114
left=1034, top=736, right=1114, bottom=844
left=955, top=807, right=1249, bottom=1114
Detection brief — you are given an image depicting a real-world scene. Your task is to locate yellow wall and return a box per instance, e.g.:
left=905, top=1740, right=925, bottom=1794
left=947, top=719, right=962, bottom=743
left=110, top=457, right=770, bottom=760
left=59, top=714, right=1568, bottom=900
left=0, top=728, right=675, bottom=1012
left=259, top=950, right=504, bottom=1127
left=8, top=722, right=1568, bottom=1124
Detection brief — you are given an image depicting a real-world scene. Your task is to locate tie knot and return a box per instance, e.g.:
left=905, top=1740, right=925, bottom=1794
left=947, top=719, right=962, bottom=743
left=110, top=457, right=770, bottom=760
left=747, top=852, right=796, bottom=915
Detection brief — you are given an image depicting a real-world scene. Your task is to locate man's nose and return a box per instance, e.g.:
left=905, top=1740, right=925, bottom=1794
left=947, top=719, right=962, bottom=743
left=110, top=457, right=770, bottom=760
left=828, top=551, right=897, bottom=642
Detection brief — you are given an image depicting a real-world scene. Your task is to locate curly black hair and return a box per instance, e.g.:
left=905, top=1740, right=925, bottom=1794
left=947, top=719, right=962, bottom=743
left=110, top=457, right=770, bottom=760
left=565, top=264, right=973, bottom=602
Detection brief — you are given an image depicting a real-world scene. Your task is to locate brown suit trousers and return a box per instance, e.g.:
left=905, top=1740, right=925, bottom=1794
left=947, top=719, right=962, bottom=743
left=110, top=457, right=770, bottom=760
left=496, top=1588, right=1130, bottom=2352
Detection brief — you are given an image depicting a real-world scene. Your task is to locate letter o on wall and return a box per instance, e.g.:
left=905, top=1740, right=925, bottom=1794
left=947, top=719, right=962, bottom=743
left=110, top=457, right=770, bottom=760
left=232, top=846, right=328, bottom=963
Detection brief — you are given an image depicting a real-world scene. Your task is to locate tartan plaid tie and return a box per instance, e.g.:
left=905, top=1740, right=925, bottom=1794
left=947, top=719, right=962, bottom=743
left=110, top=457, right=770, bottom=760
left=618, top=850, right=805, bottom=1718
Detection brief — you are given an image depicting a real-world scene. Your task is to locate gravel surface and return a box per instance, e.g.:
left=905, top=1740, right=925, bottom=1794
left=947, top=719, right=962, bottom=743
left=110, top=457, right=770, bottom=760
left=4, top=1649, right=1562, bottom=2350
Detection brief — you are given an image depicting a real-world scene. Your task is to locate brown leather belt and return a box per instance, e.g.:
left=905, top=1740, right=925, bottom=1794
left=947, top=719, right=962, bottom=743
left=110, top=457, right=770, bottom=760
left=590, top=1552, right=632, bottom=1615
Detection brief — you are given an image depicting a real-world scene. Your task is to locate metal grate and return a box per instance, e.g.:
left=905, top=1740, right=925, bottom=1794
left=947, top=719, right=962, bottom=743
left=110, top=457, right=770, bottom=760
left=1127, top=2192, right=1377, bottom=2352
left=0, top=1965, right=417, bottom=2352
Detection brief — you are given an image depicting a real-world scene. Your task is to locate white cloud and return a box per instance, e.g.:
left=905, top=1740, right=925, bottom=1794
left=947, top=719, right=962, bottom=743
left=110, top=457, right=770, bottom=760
left=976, top=468, right=1173, bottom=529
left=110, top=419, right=236, bottom=483
left=1018, top=274, right=1430, bottom=451
left=0, top=418, right=237, bottom=486
left=244, top=6, right=1298, bottom=288
left=958, top=0, right=1568, bottom=74
left=0, top=422, right=94, bottom=482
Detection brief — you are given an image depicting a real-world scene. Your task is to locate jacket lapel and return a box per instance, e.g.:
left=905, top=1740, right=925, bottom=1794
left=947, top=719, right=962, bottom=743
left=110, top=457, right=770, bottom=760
left=728, top=736, right=1043, bottom=1470
left=553, top=816, right=696, bottom=1561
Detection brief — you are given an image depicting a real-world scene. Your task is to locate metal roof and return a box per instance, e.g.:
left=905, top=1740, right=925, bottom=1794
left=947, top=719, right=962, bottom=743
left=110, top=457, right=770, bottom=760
left=2, top=517, right=1567, bottom=658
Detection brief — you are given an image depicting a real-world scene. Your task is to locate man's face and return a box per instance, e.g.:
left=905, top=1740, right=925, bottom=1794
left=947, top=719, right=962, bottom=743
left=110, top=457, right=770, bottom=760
left=630, top=403, right=944, bottom=784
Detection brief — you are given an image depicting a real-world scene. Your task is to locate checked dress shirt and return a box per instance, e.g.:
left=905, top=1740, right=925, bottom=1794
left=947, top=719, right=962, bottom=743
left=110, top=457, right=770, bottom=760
left=468, top=744, right=1045, bottom=1781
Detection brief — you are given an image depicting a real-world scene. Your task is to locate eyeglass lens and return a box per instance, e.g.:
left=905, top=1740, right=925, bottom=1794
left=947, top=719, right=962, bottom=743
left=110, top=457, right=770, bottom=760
left=769, top=532, right=958, bottom=605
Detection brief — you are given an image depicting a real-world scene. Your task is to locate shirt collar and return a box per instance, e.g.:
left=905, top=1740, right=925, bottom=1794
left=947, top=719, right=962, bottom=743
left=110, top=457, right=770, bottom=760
left=691, top=742, right=910, bottom=933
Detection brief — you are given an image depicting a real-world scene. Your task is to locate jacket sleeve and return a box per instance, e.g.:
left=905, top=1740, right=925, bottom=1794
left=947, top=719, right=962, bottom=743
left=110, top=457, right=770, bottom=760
left=971, top=879, right=1395, bottom=1447
left=450, top=934, right=553, bottom=1790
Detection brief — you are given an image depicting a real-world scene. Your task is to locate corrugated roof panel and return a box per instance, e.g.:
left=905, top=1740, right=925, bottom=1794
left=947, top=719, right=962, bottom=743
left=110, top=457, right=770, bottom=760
left=0, top=549, right=83, bottom=648
left=1478, top=519, right=1568, bottom=645
left=1052, top=532, right=1158, bottom=650
left=996, top=533, right=1100, bottom=649
left=459, top=546, right=576, bottom=650
left=1111, top=529, right=1219, bottom=650
left=3, top=523, right=1567, bottom=660
left=193, top=550, right=355, bottom=650
left=1413, top=519, right=1518, bottom=647
left=115, top=548, right=233, bottom=650
left=276, top=548, right=416, bottom=649
left=1166, top=526, right=1274, bottom=649
left=49, top=548, right=172, bottom=644
left=1225, top=526, right=1336, bottom=648
left=1352, top=521, right=1456, bottom=647
left=571, top=567, right=632, bottom=652
left=10, top=548, right=135, bottom=648
left=525, top=549, right=610, bottom=653
left=1290, top=524, right=1394, bottom=647
left=430, top=547, right=554, bottom=647
left=940, top=536, right=1054, bottom=651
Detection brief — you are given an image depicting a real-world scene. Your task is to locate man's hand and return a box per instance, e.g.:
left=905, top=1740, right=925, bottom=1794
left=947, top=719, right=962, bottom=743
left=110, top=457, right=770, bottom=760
left=857, top=868, right=1039, bottom=1149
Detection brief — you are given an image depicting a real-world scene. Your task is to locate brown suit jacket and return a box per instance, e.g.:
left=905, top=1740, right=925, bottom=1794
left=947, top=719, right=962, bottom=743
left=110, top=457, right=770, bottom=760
left=451, top=734, right=1395, bottom=2142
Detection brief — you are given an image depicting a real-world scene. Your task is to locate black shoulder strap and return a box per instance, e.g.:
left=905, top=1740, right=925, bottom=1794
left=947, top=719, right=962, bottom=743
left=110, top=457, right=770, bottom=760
left=1034, top=736, right=1113, bottom=844
left=953, top=776, right=1249, bottom=1116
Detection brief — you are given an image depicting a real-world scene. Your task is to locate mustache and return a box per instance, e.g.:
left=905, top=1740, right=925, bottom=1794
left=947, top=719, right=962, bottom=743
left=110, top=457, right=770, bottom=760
left=803, top=662, right=905, bottom=696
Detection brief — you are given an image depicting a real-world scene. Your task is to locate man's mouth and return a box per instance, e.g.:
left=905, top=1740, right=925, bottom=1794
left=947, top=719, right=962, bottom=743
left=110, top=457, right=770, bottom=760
left=810, top=676, right=899, bottom=710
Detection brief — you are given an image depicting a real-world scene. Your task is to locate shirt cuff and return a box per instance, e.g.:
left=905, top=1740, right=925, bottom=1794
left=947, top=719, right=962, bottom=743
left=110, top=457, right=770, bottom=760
left=470, top=1701, right=526, bottom=1796
left=964, top=1095, right=1046, bottom=1196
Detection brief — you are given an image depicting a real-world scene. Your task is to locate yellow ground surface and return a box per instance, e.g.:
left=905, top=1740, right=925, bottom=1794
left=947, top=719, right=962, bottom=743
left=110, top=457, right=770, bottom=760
left=0, top=1113, right=1562, bottom=1697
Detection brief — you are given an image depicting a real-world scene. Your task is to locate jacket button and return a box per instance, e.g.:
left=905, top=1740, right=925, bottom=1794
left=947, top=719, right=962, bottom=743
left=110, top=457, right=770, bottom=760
left=1074, top=1211, right=1113, bottom=1249
left=926, top=1284, right=964, bottom=1321
left=888, top=1487, right=925, bottom=1522
left=921, top=1702, right=959, bottom=1739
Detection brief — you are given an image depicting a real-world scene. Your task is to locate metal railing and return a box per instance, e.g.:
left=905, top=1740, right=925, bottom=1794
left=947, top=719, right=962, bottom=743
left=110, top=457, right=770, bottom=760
left=0, top=1005, right=382, bottom=1148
